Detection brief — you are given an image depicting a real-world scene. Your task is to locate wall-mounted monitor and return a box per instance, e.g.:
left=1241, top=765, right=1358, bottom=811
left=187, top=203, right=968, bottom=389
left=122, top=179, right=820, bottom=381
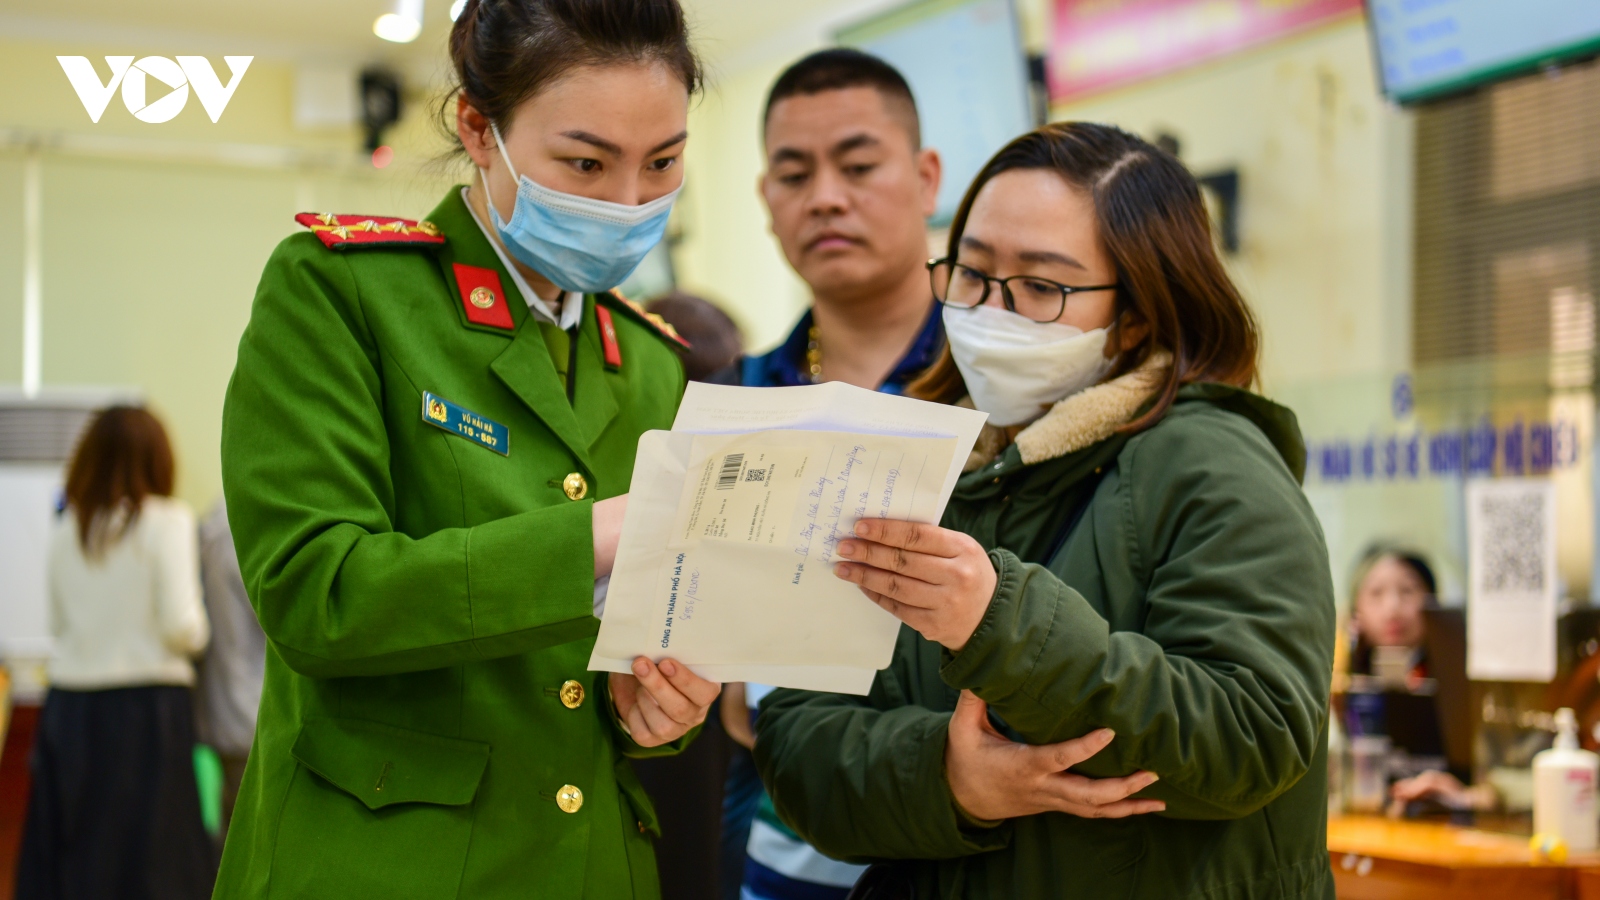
left=1366, top=0, right=1600, bottom=104
left=838, top=0, right=1033, bottom=225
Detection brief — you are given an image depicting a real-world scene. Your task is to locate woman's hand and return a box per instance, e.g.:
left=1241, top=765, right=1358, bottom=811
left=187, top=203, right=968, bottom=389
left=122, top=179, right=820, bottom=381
left=946, top=690, right=1165, bottom=821
left=609, top=656, right=721, bottom=748
left=1388, top=770, right=1497, bottom=814
left=592, top=494, right=629, bottom=579
left=834, top=519, right=997, bottom=651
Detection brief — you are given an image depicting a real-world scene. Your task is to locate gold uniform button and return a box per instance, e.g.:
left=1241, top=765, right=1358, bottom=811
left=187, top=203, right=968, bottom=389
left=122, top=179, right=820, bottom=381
left=469, top=286, right=497, bottom=309
left=556, top=784, right=584, bottom=813
left=562, top=472, right=589, bottom=501
left=559, top=679, right=585, bottom=709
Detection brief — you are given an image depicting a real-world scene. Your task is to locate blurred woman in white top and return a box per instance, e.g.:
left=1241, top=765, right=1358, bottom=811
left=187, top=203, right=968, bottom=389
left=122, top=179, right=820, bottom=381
left=16, top=406, right=217, bottom=900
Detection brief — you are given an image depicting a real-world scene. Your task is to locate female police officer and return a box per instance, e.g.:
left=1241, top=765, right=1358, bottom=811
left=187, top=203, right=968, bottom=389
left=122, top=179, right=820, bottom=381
left=216, top=2, right=717, bottom=897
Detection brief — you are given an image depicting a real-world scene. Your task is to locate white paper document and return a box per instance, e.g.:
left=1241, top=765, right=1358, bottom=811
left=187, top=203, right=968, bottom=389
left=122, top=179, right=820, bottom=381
left=1466, top=478, right=1558, bottom=682
left=589, top=382, right=988, bottom=694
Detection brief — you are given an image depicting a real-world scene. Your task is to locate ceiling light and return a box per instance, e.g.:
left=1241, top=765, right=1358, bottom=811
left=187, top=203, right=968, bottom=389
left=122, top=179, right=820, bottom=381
left=449, top=0, right=467, bottom=21
left=374, top=0, right=424, bottom=43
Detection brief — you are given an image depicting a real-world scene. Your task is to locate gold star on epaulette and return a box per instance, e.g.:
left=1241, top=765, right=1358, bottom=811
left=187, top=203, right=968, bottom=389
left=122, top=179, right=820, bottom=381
left=307, top=222, right=352, bottom=239
left=317, top=213, right=338, bottom=226
left=353, top=219, right=380, bottom=233
left=414, top=221, right=441, bottom=237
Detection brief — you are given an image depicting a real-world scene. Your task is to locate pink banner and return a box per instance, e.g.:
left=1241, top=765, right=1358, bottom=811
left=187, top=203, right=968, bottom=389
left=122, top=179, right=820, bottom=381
left=1050, top=0, right=1362, bottom=103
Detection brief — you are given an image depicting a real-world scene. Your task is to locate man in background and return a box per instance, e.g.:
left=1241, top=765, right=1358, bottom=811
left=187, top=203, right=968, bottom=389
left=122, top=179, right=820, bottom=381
left=723, top=47, right=943, bottom=900
left=195, top=499, right=266, bottom=836
left=738, top=47, right=943, bottom=392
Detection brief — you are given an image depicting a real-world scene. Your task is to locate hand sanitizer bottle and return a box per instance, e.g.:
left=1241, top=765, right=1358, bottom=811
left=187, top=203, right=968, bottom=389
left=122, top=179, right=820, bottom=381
left=1534, top=708, right=1599, bottom=852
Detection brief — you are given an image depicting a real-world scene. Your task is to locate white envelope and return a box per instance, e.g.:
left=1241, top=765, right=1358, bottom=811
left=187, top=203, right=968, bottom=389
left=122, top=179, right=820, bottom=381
left=589, top=383, right=987, bottom=694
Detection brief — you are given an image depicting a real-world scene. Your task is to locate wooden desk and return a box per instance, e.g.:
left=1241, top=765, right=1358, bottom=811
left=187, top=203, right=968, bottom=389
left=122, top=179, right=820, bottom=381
left=1577, top=867, right=1600, bottom=900
left=1328, top=815, right=1581, bottom=899
left=0, top=702, right=37, bottom=900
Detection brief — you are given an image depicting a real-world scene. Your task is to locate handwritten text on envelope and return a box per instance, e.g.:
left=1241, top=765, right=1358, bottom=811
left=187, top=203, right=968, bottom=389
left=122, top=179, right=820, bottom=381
left=591, top=428, right=957, bottom=676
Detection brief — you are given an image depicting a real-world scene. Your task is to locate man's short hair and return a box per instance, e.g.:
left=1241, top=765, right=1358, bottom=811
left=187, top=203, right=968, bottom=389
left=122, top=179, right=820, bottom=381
left=763, top=48, right=921, bottom=148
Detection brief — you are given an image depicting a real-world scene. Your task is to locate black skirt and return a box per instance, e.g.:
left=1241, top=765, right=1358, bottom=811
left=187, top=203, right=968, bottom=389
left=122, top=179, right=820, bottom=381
left=14, top=685, right=218, bottom=900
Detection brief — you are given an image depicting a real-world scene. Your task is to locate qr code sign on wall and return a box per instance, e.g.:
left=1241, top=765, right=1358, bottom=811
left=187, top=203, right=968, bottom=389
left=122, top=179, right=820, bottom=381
left=1479, top=493, right=1547, bottom=594
left=1467, top=479, right=1557, bottom=682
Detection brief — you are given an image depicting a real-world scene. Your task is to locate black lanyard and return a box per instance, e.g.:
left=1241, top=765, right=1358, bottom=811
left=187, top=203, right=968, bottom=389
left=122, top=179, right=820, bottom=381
left=566, top=322, right=580, bottom=405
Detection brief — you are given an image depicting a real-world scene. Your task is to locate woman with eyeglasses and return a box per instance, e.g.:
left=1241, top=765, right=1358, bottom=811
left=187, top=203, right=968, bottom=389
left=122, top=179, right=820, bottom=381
left=753, top=122, right=1337, bottom=900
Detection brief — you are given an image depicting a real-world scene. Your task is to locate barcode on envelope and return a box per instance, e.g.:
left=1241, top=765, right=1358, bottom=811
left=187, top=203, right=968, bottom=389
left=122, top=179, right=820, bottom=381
left=716, top=453, right=746, bottom=490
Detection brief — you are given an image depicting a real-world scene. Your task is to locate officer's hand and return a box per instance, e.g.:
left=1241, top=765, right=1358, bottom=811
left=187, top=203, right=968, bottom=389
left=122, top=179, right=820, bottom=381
left=833, top=519, right=996, bottom=651
left=945, top=690, right=1165, bottom=822
left=593, top=495, right=629, bottom=579
left=609, top=657, right=721, bottom=748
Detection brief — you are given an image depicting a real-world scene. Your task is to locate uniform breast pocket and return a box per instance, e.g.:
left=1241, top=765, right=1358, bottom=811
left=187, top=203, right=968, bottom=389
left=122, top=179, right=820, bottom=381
left=268, top=718, right=489, bottom=899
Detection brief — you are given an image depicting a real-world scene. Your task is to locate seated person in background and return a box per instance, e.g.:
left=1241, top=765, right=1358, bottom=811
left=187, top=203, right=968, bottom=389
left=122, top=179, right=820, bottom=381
left=1347, top=545, right=1437, bottom=688
left=1341, top=546, right=1496, bottom=812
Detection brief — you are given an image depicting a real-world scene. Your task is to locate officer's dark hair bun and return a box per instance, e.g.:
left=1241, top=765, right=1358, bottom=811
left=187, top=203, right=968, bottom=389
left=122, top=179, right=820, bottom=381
left=445, top=0, right=700, bottom=140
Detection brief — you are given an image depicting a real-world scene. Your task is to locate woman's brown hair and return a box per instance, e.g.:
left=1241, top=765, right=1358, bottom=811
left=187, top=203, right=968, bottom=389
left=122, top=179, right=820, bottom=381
left=64, top=406, right=175, bottom=554
left=441, top=0, right=702, bottom=151
left=910, top=122, right=1260, bottom=431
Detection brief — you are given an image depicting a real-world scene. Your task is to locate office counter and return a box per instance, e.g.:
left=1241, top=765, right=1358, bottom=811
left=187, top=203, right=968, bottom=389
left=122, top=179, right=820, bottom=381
left=1327, top=814, right=1600, bottom=899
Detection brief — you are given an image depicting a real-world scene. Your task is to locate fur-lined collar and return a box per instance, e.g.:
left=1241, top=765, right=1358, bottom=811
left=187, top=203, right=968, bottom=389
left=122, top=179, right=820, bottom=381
left=962, top=352, right=1171, bottom=471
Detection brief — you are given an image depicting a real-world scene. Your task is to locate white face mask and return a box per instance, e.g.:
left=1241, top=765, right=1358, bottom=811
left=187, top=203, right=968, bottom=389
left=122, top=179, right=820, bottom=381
left=943, top=304, right=1115, bottom=427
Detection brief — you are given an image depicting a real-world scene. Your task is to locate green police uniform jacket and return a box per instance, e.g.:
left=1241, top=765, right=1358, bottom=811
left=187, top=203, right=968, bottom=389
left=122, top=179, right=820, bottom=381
left=755, top=363, right=1337, bottom=899
left=217, top=187, right=691, bottom=899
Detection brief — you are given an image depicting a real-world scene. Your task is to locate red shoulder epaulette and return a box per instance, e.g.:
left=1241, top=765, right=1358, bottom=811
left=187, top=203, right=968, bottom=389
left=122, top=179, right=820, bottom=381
left=294, top=212, right=446, bottom=250
left=599, top=290, right=691, bottom=351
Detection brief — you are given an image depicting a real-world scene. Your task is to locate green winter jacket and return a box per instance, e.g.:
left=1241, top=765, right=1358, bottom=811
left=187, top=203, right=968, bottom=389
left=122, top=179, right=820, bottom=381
left=755, top=378, right=1337, bottom=900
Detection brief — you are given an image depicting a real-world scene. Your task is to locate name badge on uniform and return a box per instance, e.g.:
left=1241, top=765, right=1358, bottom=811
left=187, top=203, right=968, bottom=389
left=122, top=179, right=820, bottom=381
left=421, top=392, right=509, bottom=456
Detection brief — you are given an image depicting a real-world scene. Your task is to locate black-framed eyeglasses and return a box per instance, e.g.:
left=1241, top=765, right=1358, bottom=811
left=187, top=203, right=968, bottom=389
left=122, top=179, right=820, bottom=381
left=927, top=258, right=1119, bottom=324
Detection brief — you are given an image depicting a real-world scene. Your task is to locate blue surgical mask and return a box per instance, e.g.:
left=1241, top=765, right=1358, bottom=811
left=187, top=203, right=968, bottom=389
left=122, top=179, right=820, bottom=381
left=482, top=122, right=680, bottom=293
